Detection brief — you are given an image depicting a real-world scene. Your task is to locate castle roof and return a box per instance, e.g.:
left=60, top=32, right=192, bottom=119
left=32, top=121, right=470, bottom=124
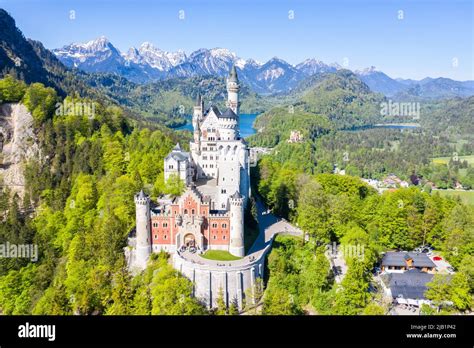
left=230, top=191, right=243, bottom=199
left=229, top=65, right=239, bottom=82
left=166, top=151, right=189, bottom=162
left=137, top=190, right=147, bottom=199
left=204, top=105, right=221, bottom=117
left=219, top=108, right=238, bottom=119
left=165, top=143, right=190, bottom=162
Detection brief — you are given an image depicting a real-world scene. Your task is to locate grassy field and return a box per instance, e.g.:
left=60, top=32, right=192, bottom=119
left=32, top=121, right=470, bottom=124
left=433, top=189, right=474, bottom=205
left=432, top=155, right=474, bottom=165
left=201, top=250, right=242, bottom=261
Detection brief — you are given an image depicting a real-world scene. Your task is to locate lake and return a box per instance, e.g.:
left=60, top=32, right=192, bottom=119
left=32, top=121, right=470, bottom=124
left=346, top=123, right=421, bottom=132
left=175, top=113, right=259, bottom=138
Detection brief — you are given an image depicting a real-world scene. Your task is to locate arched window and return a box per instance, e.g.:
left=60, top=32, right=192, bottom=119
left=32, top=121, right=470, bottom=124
left=184, top=209, right=188, bottom=214
left=222, top=223, right=227, bottom=228
left=163, top=223, right=168, bottom=228
left=191, top=209, right=195, bottom=215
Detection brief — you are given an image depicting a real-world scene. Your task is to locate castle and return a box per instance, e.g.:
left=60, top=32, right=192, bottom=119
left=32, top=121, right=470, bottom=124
left=131, top=66, right=250, bottom=270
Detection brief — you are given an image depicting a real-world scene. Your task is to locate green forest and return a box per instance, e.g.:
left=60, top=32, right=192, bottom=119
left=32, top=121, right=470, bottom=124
left=0, top=68, right=473, bottom=316
left=255, top=156, right=473, bottom=314
left=0, top=76, right=211, bottom=314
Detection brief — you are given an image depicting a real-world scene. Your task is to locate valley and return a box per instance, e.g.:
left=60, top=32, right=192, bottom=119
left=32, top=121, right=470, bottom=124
left=0, top=3, right=473, bottom=320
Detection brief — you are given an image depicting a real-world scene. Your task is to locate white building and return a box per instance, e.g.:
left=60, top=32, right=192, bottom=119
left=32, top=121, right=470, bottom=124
left=130, top=66, right=251, bottom=271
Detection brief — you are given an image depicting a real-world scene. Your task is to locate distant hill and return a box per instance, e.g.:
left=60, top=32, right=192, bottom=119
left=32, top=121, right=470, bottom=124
left=84, top=73, right=272, bottom=126
left=392, top=77, right=474, bottom=100
left=421, top=96, right=474, bottom=136
left=248, top=70, right=387, bottom=147
left=356, top=67, right=474, bottom=100
left=299, top=70, right=386, bottom=129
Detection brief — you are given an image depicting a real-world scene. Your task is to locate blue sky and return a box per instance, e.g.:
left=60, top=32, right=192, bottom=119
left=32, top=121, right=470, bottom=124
left=1, top=0, right=473, bottom=80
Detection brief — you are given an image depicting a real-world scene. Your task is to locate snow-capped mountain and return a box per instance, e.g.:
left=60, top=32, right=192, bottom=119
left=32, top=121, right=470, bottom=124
left=53, top=37, right=474, bottom=97
left=355, top=66, right=406, bottom=96
left=53, top=36, right=125, bottom=73
left=54, top=37, right=318, bottom=92
left=295, top=58, right=337, bottom=76
left=124, top=42, right=186, bottom=71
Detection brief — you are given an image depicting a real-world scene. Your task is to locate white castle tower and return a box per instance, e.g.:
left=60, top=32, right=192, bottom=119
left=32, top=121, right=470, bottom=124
left=229, top=191, right=245, bottom=257
left=226, top=65, right=240, bottom=115
left=134, top=190, right=151, bottom=268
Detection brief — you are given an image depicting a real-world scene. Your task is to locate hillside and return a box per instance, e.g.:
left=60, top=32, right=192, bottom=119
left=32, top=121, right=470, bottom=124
left=249, top=70, right=386, bottom=147
left=85, top=74, right=273, bottom=127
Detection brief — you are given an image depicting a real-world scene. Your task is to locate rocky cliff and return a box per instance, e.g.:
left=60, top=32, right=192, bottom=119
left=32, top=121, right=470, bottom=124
left=0, top=103, right=40, bottom=198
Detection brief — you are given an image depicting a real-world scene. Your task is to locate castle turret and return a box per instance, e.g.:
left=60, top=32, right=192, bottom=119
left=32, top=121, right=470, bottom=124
left=192, top=93, right=203, bottom=154
left=229, top=191, right=245, bottom=257
left=226, top=65, right=240, bottom=115
left=134, top=190, right=151, bottom=269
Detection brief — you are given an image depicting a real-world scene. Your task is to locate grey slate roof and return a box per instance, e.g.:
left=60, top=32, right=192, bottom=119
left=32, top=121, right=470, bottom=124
left=165, top=144, right=190, bottom=162
left=219, top=108, right=238, bottom=119
left=168, top=152, right=189, bottom=161
left=381, top=252, right=436, bottom=268
left=384, top=269, right=434, bottom=299
left=230, top=191, right=243, bottom=199
left=229, top=65, right=239, bottom=82
left=204, top=105, right=221, bottom=117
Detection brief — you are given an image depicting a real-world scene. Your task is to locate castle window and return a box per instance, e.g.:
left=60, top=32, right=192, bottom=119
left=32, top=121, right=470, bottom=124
left=184, top=209, right=188, bottom=214
left=212, top=223, right=217, bottom=228
left=163, top=223, right=168, bottom=228
left=221, top=203, right=225, bottom=208
left=154, top=234, right=158, bottom=240
left=222, top=177, right=225, bottom=181
left=210, top=156, right=213, bottom=160
left=223, top=235, right=226, bottom=240
left=153, top=222, right=158, bottom=228
left=221, top=189, right=226, bottom=194
left=213, top=235, right=217, bottom=240
left=191, top=209, right=195, bottom=215
left=169, top=165, right=174, bottom=169
left=164, top=235, right=167, bottom=240
left=203, top=156, right=207, bottom=160
left=222, top=223, right=227, bottom=228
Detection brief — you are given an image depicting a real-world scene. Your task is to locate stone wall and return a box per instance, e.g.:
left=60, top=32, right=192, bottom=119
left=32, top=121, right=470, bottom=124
left=172, top=246, right=269, bottom=310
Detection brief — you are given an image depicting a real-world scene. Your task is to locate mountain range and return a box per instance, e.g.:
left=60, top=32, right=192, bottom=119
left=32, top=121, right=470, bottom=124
left=53, top=37, right=474, bottom=98
left=53, top=37, right=339, bottom=94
